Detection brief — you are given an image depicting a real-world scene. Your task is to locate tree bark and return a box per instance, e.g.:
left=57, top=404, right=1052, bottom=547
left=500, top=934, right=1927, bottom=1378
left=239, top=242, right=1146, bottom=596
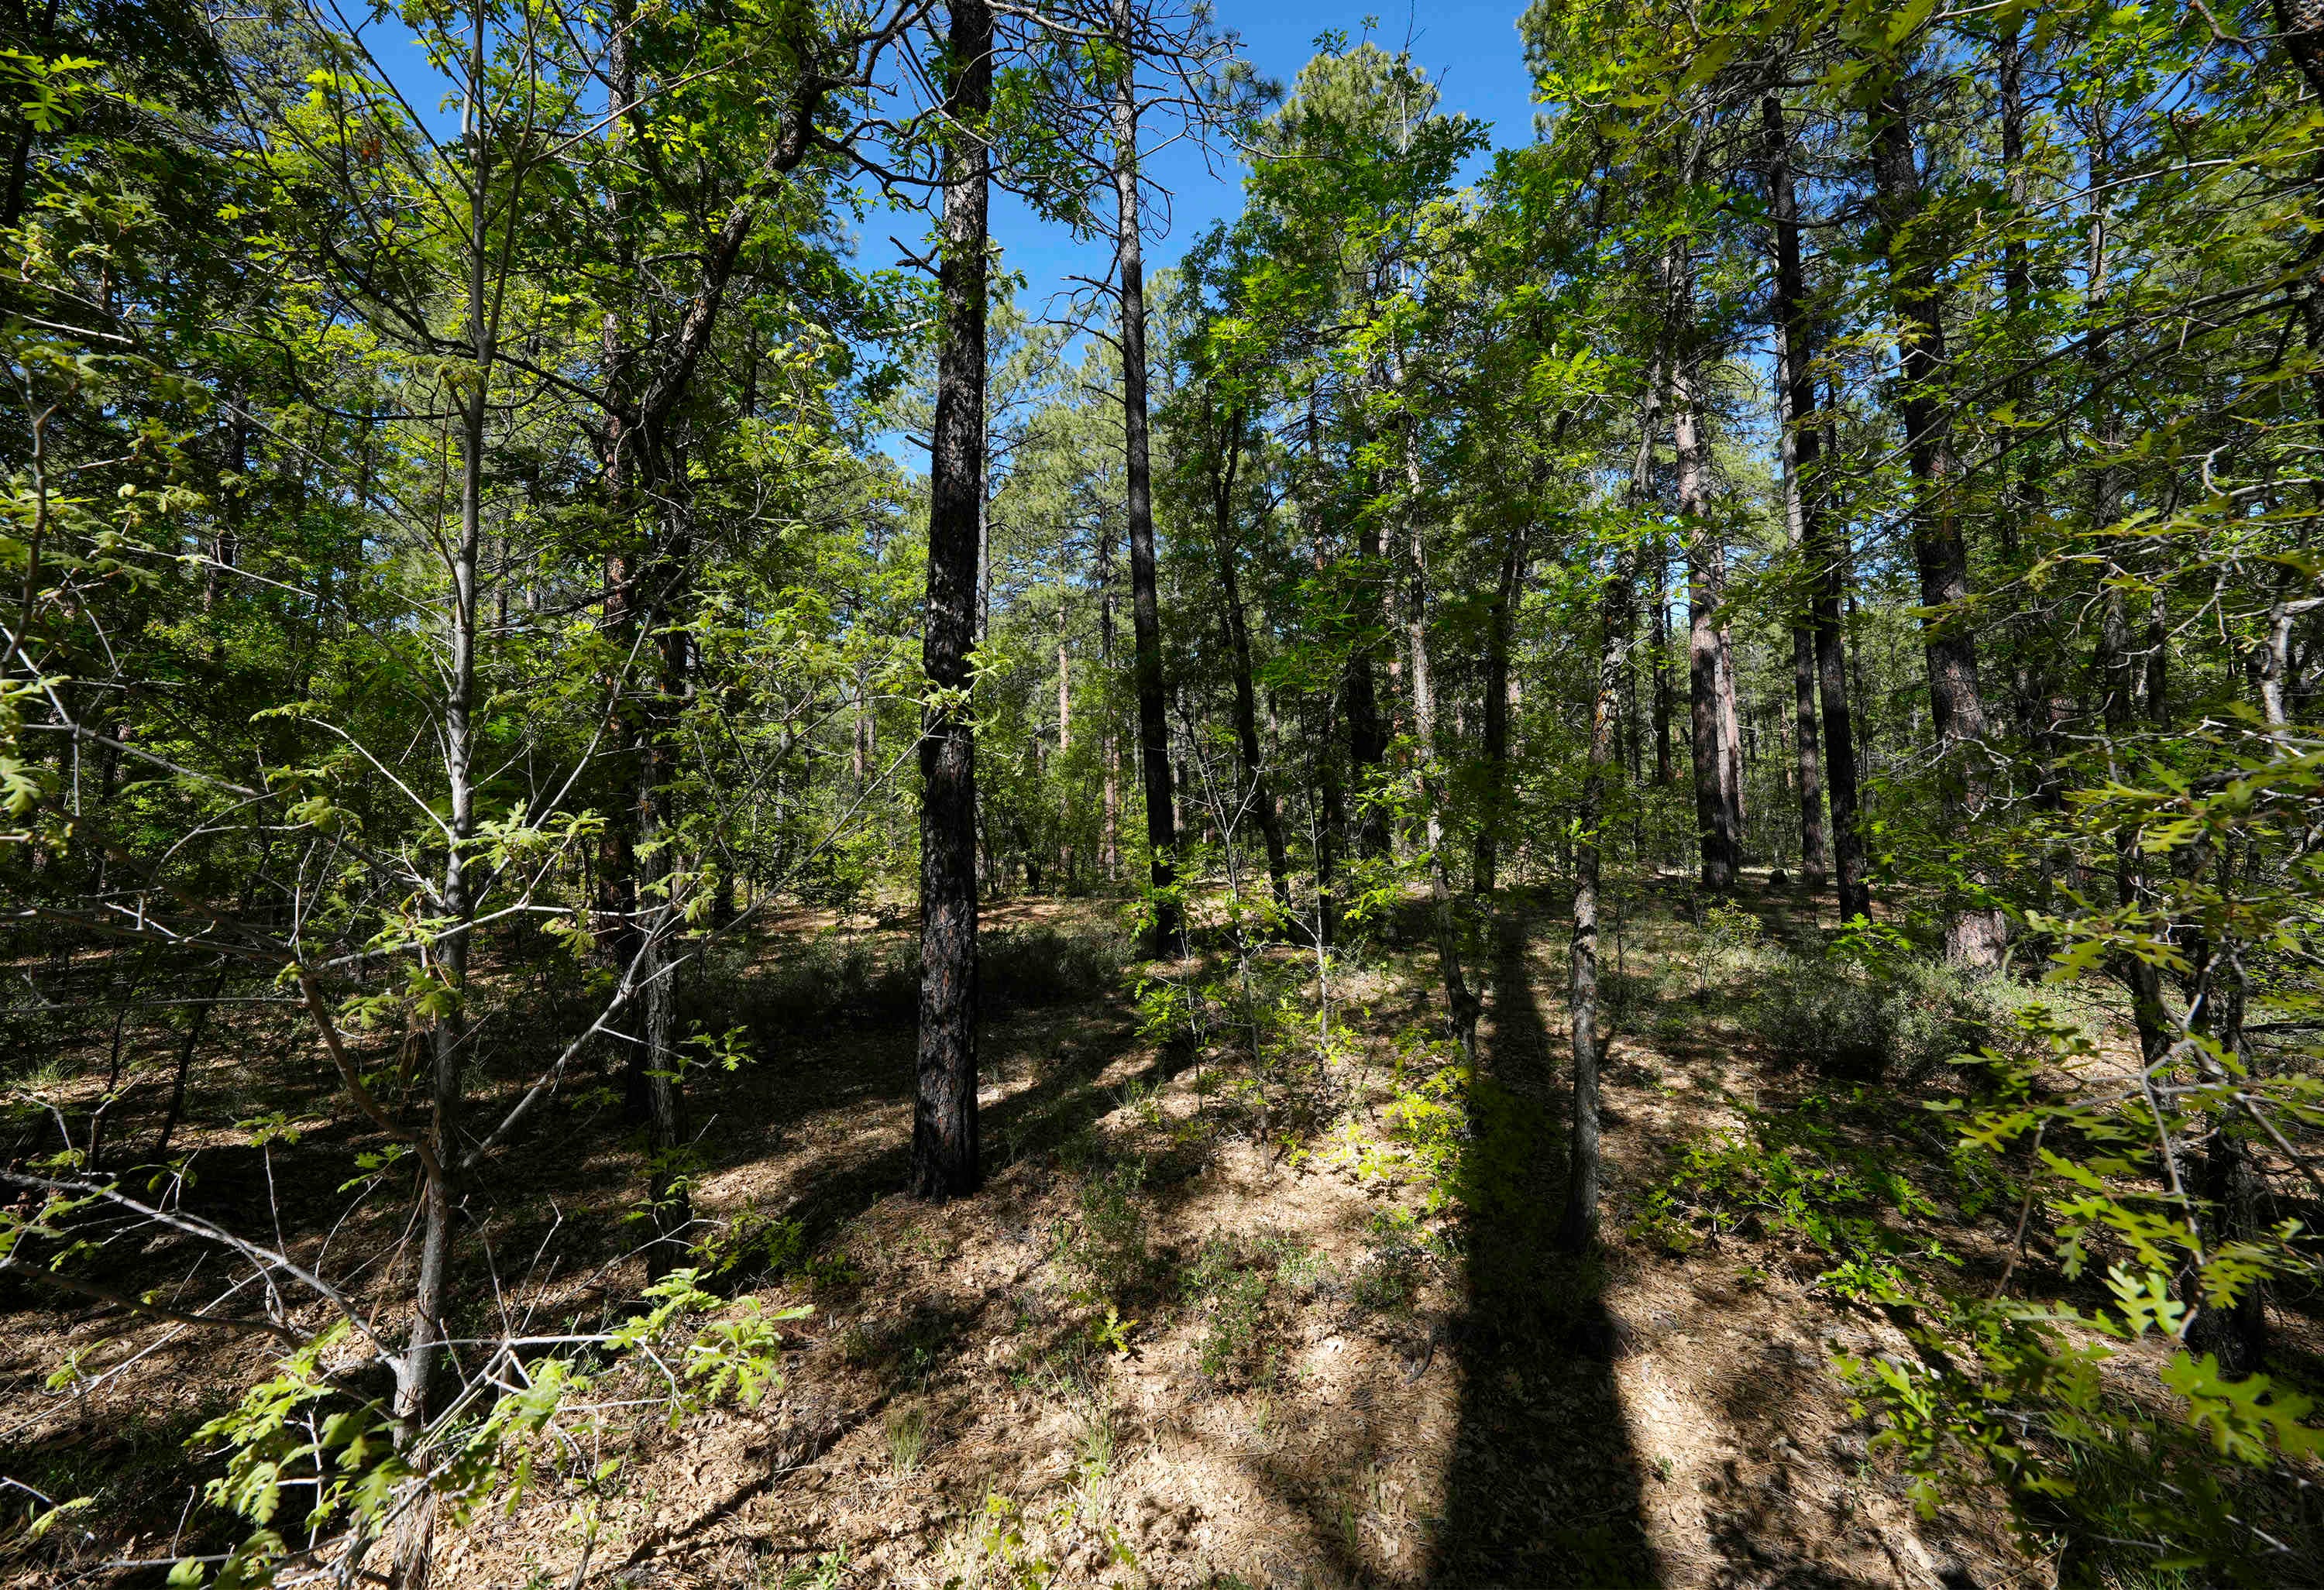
left=1673, top=362, right=1736, bottom=890
left=1562, top=538, right=1635, bottom=1252
left=390, top=26, right=492, bottom=1581
left=1210, top=409, right=1291, bottom=909
left=1865, top=53, right=2006, bottom=965
left=1762, top=94, right=1834, bottom=895
left=1112, top=0, right=1177, bottom=953
left=912, top=0, right=989, bottom=1201
left=638, top=605, right=693, bottom=1276
left=1473, top=517, right=1527, bottom=892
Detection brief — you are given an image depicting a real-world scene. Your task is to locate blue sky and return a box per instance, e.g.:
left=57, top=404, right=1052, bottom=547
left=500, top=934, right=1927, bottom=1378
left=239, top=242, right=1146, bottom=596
left=349, top=0, right=1544, bottom=354
left=999, top=0, right=1543, bottom=318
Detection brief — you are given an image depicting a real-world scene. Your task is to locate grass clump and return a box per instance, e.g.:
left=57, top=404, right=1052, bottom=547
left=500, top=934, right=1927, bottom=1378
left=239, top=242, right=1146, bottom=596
left=883, top=1404, right=927, bottom=1476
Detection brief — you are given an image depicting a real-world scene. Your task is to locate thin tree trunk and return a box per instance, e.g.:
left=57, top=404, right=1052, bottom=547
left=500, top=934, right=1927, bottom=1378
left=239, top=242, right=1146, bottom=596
left=1211, top=410, right=1291, bottom=908
left=639, top=607, right=693, bottom=1277
left=911, top=0, right=989, bottom=1201
left=1112, top=2, right=1177, bottom=953
left=1673, top=362, right=1734, bottom=890
left=390, top=23, right=491, bottom=1580
left=1562, top=539, right=1635, bottom=1252
left=1473, top=517, right=1527, bottom=892
left=1395, top=371, right=1477, bottom=1055
left=153, top=963, right=227, bottom=1159
left=596, top=0, right=643, bottom=1086
left=1651, top=538, right=1673, bottom=788
left=1866, top=51, right=2006, bottom=965
left=1098, top=516, right=1119, bottom=880
left=1763, top=94, right=1831, bottom=891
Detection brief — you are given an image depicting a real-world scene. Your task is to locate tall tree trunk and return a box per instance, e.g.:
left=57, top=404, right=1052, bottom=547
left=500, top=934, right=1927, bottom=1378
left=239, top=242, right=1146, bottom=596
left=388, top=27, right=493, bottom=1578
left=1112, top=2, right=1177, bottom=953
left=1211, top=410, right=1291, bottom=909
left=1394, top=372, right=1477, bottom=1055
left=1345, top=526, right=1390, bottom=860
left=1562, top=538, right=1635, bottom=1252
left=638, top=599, right=693, bottom=1276
left=1315, top=697, right=1346, bottom=948
left=1865, top=52, right=2006, bottom=965
left=1473, top=517, right=1527, bottom=892
left=1098, top=516, right=1119, bottom=880
left=1651, top=537, right=1673, bottom=788
left=912, top=0, right=989, bottom=1201
left=1673, top=362, right=1735, bottom=890
left=596, top=0, right=643, bottom=1086
left=1762, top=93, right=1833, bottom=893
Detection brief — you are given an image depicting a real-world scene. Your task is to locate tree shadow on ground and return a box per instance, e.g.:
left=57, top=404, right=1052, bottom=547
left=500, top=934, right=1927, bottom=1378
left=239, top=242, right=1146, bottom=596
left=1430, top=907, right=1659, bottom=1587
left=701, top=990, right=1172, bottom=1260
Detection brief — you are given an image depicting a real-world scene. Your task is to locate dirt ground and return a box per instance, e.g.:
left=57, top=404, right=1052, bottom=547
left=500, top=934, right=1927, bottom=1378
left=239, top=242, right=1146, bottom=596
left=0, top=883, right=2213, bottom=1587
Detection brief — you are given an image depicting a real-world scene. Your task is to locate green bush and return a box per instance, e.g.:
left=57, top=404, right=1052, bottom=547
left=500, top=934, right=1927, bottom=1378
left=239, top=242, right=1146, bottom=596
left=709, top=922, right=1129, bottom=1045
left=983, top=924, right=1130, bottom=1009
left=1749, top=953, right=2021, bottom=1079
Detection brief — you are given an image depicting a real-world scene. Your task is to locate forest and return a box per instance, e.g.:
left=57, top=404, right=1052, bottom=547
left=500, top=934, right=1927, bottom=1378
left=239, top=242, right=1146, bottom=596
left=3, top=0, right=2323, bottom=1584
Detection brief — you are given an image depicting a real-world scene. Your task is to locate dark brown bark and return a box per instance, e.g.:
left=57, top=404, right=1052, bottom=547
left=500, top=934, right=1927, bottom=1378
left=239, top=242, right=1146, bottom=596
left=1345, top=522, right=1390, bottom=863
left=1651, top=539, right=1673, bottom=788
left=1113, top=3, right=1177, bottom=953
left=1673, top=364, right=1736, bottom=889
left=152, top=963, right=227, bottom=1159
left=1762, top=94, right=1836, bottom=896
left=1210, top=409, right=1291, bottom=909
left=2278, top=0, right=2324, bottom=98
left=911, top=0, right=989, bottom=1202
left=1866, top=55, right=2006, bottom=964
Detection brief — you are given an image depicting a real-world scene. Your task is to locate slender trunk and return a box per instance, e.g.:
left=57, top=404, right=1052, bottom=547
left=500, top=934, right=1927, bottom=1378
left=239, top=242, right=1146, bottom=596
left=911, top=0, right=989, bottom=1200
left=1717, top=621, right=1744, bottom=848
left=1562, top=537, right=1635, bottom=1252
left=639, top=610, right=693, bottom=1277
left=1473, top=518, right=1527, bottom=892
left=1395, top=381, right=1476, bottom=1055
left=1346, top=524, right=1389, bottom=860
left=153, top=964, right=227, bottom=1159
left=205, top=393, right=247, bottom=612
left=1651, top=540, right=1673, bottom=788
left=1865, top=53, right=2006, bottom=964
left=1211, top=410, right=1291, bottom=908
left=1315, top=698, right=1345, bottom=948
left=1763, top=94, right=1831, bottom=891
left=1098, top=517, right=1119, bottom=879
left=1058, top=610, right=1073, bottom=884
left=1673, top=362, right=1734, bottom=889
left=1112, top=6, right=1176, bottom=953
left=390, top=26, right=490, bottom=1579
left=596, top=2, right=642, bottom=1080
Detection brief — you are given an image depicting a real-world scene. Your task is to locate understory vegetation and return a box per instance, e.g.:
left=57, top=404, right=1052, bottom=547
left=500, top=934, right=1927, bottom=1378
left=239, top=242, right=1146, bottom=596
left=5, top=0, right=2324, bottom=1586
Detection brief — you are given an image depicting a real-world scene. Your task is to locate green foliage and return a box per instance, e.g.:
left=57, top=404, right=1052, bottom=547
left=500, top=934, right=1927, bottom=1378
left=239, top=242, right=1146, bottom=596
left=1748, top=952, right=2032, bottom=1080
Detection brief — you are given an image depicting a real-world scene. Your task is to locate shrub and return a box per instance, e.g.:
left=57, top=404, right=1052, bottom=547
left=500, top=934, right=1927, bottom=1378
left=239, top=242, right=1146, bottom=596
left=983, top=924, right=1129, bottom=1009
left=1749, top=953, right=2022, bottom=1079
left=1056, top=1158, right=1151, bottom=1301
left=1183, top=1235, right=1276, bottom=1384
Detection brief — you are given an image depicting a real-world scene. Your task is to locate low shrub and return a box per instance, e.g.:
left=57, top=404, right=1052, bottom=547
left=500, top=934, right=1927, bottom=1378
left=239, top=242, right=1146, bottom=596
left=1749, top=953, right=2025, bottom=1079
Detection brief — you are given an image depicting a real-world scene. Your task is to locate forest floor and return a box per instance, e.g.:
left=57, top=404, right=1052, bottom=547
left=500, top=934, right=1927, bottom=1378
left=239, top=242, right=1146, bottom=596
left=10, top=876, right=2295, bottom=1588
